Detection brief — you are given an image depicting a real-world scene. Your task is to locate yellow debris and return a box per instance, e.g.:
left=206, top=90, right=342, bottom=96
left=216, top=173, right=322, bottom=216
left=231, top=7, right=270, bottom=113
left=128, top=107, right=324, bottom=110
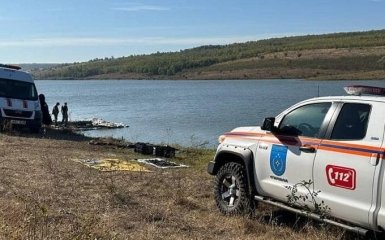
left=73, top=158, right=150, bottom=172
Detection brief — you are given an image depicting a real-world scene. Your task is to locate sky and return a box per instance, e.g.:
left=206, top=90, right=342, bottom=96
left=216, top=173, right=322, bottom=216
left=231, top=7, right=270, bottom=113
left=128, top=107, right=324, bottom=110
left=1, top=0, right=385, bottom=63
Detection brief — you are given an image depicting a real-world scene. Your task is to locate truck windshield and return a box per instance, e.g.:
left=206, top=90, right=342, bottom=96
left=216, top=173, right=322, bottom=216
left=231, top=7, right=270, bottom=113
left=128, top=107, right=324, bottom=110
left=0, top=78, right=38, bottom=100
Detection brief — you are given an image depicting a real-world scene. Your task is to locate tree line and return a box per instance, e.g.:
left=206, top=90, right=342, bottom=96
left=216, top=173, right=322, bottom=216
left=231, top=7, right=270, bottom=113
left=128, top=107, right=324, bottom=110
left=32, top=30, right=385, bottom=79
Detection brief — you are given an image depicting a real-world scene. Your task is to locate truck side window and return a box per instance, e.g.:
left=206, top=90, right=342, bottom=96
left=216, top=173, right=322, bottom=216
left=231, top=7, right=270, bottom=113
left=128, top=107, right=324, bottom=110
left=331, top=103, right=371, bottom=140
left=278, top=102, right=331, bottom=138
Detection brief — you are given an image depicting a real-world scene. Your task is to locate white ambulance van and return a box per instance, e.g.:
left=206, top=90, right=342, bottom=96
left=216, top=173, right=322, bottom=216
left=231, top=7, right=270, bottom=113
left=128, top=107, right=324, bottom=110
left=0, top=64, right=42, bottom=133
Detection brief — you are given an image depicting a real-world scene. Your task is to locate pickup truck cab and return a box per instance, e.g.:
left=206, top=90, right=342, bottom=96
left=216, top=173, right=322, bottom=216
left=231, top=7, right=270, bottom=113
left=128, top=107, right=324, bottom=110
left=208, top=85, right=385, bottom=235
left=0, top=64, right=42, bottom=132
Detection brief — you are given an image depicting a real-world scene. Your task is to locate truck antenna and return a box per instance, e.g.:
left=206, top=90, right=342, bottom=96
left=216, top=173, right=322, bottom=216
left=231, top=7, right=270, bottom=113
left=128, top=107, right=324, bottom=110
left=317, top=85, right=320, bottom=97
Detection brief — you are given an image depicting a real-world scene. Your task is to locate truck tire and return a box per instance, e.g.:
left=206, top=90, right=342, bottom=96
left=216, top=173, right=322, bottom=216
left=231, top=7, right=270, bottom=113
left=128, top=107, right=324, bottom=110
left=214, top=162, right=255, bottom=215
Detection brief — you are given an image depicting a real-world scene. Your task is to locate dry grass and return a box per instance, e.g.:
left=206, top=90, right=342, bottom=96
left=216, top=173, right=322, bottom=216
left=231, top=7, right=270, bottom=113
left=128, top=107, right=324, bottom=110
left=0, top=130, right=362, bottom=239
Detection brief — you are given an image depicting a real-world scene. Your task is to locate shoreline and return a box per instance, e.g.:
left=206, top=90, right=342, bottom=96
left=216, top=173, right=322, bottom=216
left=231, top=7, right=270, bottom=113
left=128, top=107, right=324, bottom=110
left=34, top=72, right=385, bottom=81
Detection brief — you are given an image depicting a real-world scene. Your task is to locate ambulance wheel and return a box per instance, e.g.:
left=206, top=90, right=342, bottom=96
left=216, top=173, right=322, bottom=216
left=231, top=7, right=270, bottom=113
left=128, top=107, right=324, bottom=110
left=214, top=162, right=255, bottom=215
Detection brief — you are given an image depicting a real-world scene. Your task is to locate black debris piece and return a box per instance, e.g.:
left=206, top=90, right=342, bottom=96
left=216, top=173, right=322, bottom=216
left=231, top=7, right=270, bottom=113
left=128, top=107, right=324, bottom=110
left=134, top=142, right=155, bottom=155
left=134, top=142, right=177, bottom=158
left=155, top=145, right=176, bottom=158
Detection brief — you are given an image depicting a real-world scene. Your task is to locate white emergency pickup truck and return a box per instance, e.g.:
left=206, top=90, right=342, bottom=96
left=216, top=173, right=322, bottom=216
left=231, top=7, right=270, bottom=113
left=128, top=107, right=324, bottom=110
left=0, top=64, right=42, bottom=133
left=207, top=85, right=385, bottom=236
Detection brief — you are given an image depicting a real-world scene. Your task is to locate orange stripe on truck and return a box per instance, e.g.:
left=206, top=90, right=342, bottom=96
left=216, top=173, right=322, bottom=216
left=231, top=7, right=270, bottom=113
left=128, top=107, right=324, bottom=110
left=223, top=131, right=385, bottom=158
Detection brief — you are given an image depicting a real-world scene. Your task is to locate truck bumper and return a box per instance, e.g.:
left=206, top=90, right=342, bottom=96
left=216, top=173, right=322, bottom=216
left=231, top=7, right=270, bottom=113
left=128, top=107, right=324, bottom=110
left=0, top=110, right=42, bottom=130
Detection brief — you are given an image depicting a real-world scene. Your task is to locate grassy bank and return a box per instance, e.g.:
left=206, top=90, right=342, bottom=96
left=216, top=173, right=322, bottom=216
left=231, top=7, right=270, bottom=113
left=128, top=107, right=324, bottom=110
left=0, top=128, right=354, bottom=239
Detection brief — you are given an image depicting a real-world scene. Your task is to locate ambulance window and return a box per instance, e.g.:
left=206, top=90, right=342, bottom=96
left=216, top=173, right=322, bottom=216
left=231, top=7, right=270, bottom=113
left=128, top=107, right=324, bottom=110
left=278, top=102, right=331, bottom=138
left=331, top=103, right=371, bottom=140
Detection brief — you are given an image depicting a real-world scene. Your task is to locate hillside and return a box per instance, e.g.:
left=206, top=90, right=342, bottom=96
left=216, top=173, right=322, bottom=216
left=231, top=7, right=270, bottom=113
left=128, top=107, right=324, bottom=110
left=31, top=30, right=385, bottom=80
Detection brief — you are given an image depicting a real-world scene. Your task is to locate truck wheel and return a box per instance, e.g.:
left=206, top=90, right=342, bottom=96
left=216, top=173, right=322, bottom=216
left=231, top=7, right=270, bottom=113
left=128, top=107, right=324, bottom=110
left=214, top=162, right=254, bottom=215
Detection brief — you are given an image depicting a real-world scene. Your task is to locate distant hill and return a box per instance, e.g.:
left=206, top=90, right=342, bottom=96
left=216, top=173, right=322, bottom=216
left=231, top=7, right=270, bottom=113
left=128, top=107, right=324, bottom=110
left=19, top=63, right=60, bottom=72
left=31, top=30, right=385, bottom=80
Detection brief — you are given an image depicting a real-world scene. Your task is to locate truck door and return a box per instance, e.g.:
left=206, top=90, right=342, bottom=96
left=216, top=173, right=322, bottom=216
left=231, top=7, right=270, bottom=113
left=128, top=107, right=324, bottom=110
left=255, top=102, right=333, bottom=203
left=313, top=102, right=383, bottom=229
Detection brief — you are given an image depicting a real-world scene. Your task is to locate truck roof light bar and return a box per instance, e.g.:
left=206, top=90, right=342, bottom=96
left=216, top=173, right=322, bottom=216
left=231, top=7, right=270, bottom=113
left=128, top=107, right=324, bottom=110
left=344, top=85, right=385, bottom=96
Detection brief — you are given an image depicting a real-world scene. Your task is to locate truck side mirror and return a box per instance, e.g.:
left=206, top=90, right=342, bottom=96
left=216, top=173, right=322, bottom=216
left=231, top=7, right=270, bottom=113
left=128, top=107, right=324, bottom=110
left=261, top=117, right=276, bottom=132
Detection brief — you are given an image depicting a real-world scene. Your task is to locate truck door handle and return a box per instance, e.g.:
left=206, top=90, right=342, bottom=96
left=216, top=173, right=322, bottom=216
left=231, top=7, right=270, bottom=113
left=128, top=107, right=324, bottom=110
left=299, top=145, right=316, bottom=153
left=370, top=153, right=380, bottom=166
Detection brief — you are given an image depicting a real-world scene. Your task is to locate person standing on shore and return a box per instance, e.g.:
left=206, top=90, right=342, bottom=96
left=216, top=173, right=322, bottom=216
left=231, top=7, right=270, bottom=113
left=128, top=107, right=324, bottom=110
left=38, top=94, right=52, bottom=127
left=61, top=102, right=69, bottom=126
left=52, top=102, right=60, bottom=126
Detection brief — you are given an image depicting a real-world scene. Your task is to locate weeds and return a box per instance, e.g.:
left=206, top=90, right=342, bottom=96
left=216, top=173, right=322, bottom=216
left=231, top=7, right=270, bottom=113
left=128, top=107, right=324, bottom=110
left=285, top=180, right=330, bottom=218
left=189, top=134, right=209, bottom=148
left=0, top=121, right=12, bottom=133
left=104, top=176, right=138, bottom=207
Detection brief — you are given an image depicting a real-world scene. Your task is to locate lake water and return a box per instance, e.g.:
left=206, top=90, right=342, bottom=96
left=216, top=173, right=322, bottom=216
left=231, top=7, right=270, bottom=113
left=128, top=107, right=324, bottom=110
left=35, top=79, right=385, bottom=147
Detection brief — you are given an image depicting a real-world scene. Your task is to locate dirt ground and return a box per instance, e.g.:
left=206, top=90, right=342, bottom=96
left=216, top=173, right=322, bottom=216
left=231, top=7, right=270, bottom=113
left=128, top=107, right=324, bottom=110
left=0, top=129, right=360, bottom=239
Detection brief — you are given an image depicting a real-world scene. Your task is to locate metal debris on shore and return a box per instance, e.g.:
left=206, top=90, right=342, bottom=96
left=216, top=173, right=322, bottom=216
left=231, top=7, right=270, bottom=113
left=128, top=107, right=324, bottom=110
left=69, top=118, right=128, bottom=131
left=138, top=158, right=188, bottom=169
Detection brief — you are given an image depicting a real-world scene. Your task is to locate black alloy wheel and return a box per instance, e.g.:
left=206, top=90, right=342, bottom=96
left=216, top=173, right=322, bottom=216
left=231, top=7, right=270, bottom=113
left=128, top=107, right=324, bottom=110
left=214, top=162, right=254, bottom=215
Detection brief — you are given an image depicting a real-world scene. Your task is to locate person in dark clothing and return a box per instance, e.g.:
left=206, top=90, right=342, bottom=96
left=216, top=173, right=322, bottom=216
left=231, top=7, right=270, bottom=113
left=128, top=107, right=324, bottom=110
left=39, top=94, right=52, bottom=126
left=52, top=102, right=60, bottom=126
left=61, top=102, right=68, bottom=126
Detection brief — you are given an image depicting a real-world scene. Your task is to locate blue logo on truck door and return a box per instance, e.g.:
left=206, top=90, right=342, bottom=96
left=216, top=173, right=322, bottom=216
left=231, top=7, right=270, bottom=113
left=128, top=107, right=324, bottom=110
left=270, top=145, right=288, bottom=176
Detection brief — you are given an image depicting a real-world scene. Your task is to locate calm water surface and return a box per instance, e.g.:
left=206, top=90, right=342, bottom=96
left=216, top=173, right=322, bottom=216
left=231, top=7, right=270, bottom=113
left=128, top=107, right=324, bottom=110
left=35, top=79, right=385, bottom=147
